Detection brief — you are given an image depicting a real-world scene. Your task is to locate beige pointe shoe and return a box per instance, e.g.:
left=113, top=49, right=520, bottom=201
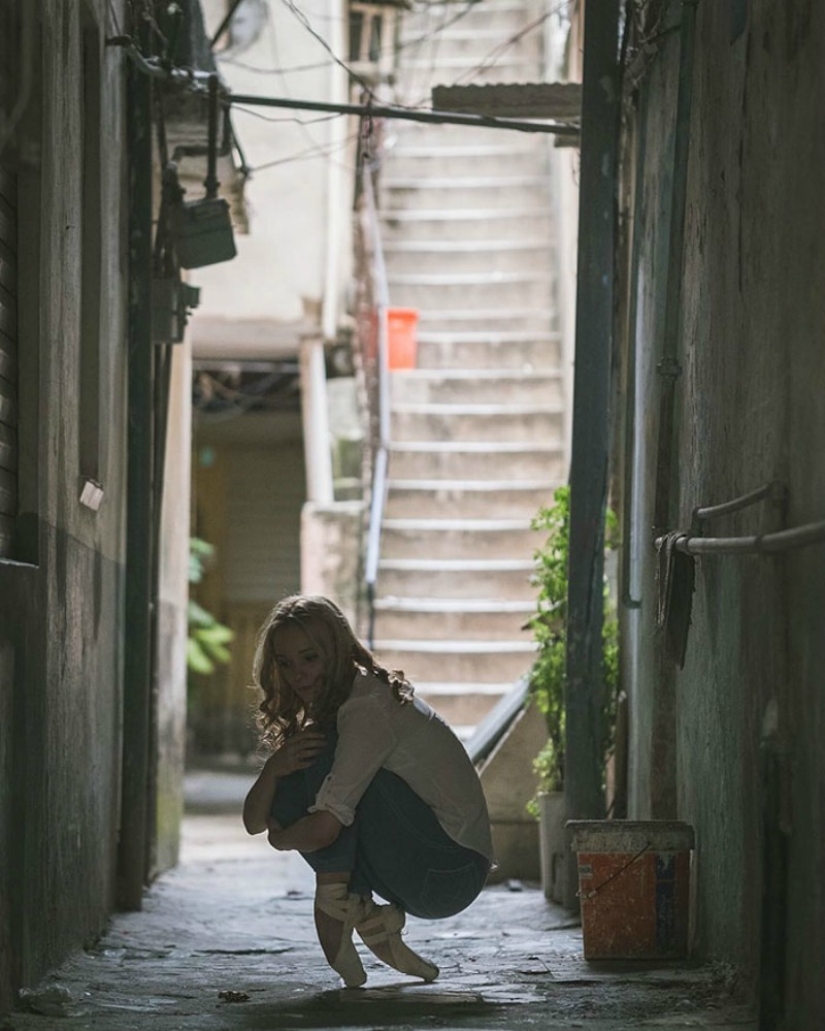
left=314, top=883, right=367, bottom=988
left=355, top=899, right=439, bottom=982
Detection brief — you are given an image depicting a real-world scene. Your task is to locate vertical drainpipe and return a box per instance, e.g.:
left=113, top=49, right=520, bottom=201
left=563, top=0, right=620, bottom=906
left=117, top=33, right=154, bottom=911
left=649, top=0, right=697, bottom=820
left=652, top=1, right=697, bottom=539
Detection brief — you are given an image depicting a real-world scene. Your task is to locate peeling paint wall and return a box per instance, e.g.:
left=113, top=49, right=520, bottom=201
left=621, top=1, right=825, bottom=1022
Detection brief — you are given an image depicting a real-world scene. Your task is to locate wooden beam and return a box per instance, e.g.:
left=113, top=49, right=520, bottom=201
left=563, top=0, right=620, bottom=902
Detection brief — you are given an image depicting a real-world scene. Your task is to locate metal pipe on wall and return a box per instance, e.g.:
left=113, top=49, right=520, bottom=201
left=652, top=2, right=697, bottom=537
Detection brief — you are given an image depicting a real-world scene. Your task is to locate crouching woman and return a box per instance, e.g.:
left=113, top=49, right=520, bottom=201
left=242, top=595, right=494, bottom=987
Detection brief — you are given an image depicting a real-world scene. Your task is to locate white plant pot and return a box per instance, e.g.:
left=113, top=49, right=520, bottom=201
left=538, top=790, right=568, bottom=904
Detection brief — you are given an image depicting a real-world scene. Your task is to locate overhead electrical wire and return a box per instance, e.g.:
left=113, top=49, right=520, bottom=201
left=250, top=127, right=362, bottom=173
left=216, top=1, right=482, bottom=80
left=278, top=0, right=376, bottom=100
left=112, top=0, right=577, bottom=163
left=232, top=103, right=342, bottom=126
left=213, top=0, right=574, bottom=125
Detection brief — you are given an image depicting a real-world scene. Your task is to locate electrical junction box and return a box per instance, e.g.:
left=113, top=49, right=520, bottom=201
left=176, top=196, right=236, bottom=269
left=152, top=277, right=201, bottom=344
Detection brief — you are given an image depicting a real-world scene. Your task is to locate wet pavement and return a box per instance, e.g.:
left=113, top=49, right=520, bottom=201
left=6, top=772, right=756, bottom=1030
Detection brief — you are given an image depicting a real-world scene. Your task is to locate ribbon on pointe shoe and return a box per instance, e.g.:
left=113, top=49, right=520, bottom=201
left=355, top=899, right=439, bottom=982
left=314, top=883, right=367, bottom=988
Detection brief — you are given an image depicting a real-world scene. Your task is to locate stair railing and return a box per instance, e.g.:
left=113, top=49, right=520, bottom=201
left=358, top=159, right=391, bottom=648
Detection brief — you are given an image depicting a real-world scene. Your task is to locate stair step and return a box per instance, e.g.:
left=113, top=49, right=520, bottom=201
left=384, top=238, right=551, bottom=252
left=401, top=4, right=538, bottom=37
left=385, top=481, right=555, bottom=519
left=374, top=597, right=535, bottom=614
left=375, top=638, right=536, bottom=653
left=390, top=403, right=564, bottom=444
left=416, top=336, right=561, bottom=369
left=381, top=517, right=541, bottom=561
left=391, top=277, right=554, bottom=310
left=390, top=270, right=552, bottom=287
left=384, top=183, right=550, bottom=213
left=387, top=476, right=551, bottom=489
left=388, top=142, right=539, bottom=159
left=384, top=153, right=546, bottom=179
left=373, top=595, right=535, bottom=639
left=414, top=679, right=518, bottom=694
left=373, top=638, right=535, bottom=685
left=389, top=440, right=565, bottom=479
left=397, top=28, right=542, bottom=61
left=390, top=369, right=562, bottom=405
left=400, top=57, right=534, bottom=75
left=386, top=242, right=552, bottom=277
left=382, top=210, right=552, bottom=243
left=387, top=121, right=545, bottom=148
left=416, top=312, right=557, bottom=330
left=377, top=558, right=534, bottom=600
left=413, top=690, right=517, bottom=731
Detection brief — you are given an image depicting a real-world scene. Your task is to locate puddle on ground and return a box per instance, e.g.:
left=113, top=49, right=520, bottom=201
left=233, top=984, right=539, bottom=1029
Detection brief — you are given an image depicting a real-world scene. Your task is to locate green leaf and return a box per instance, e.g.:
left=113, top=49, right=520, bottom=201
left=198, top=623, right=234, bottom=645
left=188, top=599, right=216, bottom=627
left=187, top=637, right=215, bottom=675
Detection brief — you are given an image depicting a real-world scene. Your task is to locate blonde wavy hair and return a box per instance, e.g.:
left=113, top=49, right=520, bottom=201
left=252, top=595, right=413, bottom=747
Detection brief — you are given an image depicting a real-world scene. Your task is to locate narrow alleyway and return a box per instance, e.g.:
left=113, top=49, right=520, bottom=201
left=6, top=773, right=754, bottom=1031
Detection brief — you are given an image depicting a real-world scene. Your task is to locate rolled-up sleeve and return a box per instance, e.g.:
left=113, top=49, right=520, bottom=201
left=309, top=694, right=396, bottom=825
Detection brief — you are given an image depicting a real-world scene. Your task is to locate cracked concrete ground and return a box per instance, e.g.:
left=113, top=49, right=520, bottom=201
left=5, top=773, right=757, bottom=1031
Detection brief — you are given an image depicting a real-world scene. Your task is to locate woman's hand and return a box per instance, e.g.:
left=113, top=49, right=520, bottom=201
left=266, top=817, right=287, bottom=850
left=265, top=812, right=342, bottom=853
left=242, top=728, right=327, bottom=835
left=268, top=728, right=328, bottom=778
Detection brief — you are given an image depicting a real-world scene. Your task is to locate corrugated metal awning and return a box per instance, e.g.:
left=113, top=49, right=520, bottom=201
left=431, top=81, right=582, bottom=122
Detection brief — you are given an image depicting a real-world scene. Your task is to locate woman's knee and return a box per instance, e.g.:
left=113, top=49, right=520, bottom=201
left=270, top=747, right=336, bottom=825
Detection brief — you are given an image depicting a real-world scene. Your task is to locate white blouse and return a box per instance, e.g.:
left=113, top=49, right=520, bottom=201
left=309, top=669, right=494, bottom=862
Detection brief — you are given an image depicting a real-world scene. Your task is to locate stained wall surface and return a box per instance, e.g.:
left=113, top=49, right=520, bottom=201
left=622, top=2, right=825, bottom=1024
left=0, top=0, right=130, bottom=1013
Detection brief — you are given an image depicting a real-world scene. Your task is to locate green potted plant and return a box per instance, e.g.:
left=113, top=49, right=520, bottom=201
left=526, top=486, right=619, bottom=903
left=187, top=536, right=234, bottom=677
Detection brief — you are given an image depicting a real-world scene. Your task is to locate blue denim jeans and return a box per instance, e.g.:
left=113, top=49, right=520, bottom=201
left=270, top=737, right=490, bottom=919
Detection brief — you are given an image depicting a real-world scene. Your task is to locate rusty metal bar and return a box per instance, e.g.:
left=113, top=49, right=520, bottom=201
left=657, top=520, right=825, bottom=557
left=227, top=93, right=580, bottom=135
left=692, top=479, right=786, bottom=526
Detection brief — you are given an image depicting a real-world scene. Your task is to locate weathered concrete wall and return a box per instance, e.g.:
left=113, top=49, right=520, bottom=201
left=153, top=345, right=193, bottom=875
left=623, top=2, right=825, bottom=1022
left=0, top=0, right=130, bottom=1013
left=479, top=703, right=547, bottom=883
left=301, top=500, right=365, bottom=629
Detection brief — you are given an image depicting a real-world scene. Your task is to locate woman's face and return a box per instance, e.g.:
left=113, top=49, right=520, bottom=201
left=272, top=622, right=326, bottom=708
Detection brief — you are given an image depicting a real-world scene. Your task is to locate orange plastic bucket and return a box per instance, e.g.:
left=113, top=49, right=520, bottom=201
left=386, top=308, right=418, bottom=370
left=569, top=821, right=694, bottom=960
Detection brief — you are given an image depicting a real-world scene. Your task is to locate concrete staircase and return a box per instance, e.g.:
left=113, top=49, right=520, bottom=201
left=371, top=0, right=565, bottom=737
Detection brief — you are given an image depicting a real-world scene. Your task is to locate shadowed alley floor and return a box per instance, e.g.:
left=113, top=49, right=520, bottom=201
left=6, top=772, right=756, bottom=1030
